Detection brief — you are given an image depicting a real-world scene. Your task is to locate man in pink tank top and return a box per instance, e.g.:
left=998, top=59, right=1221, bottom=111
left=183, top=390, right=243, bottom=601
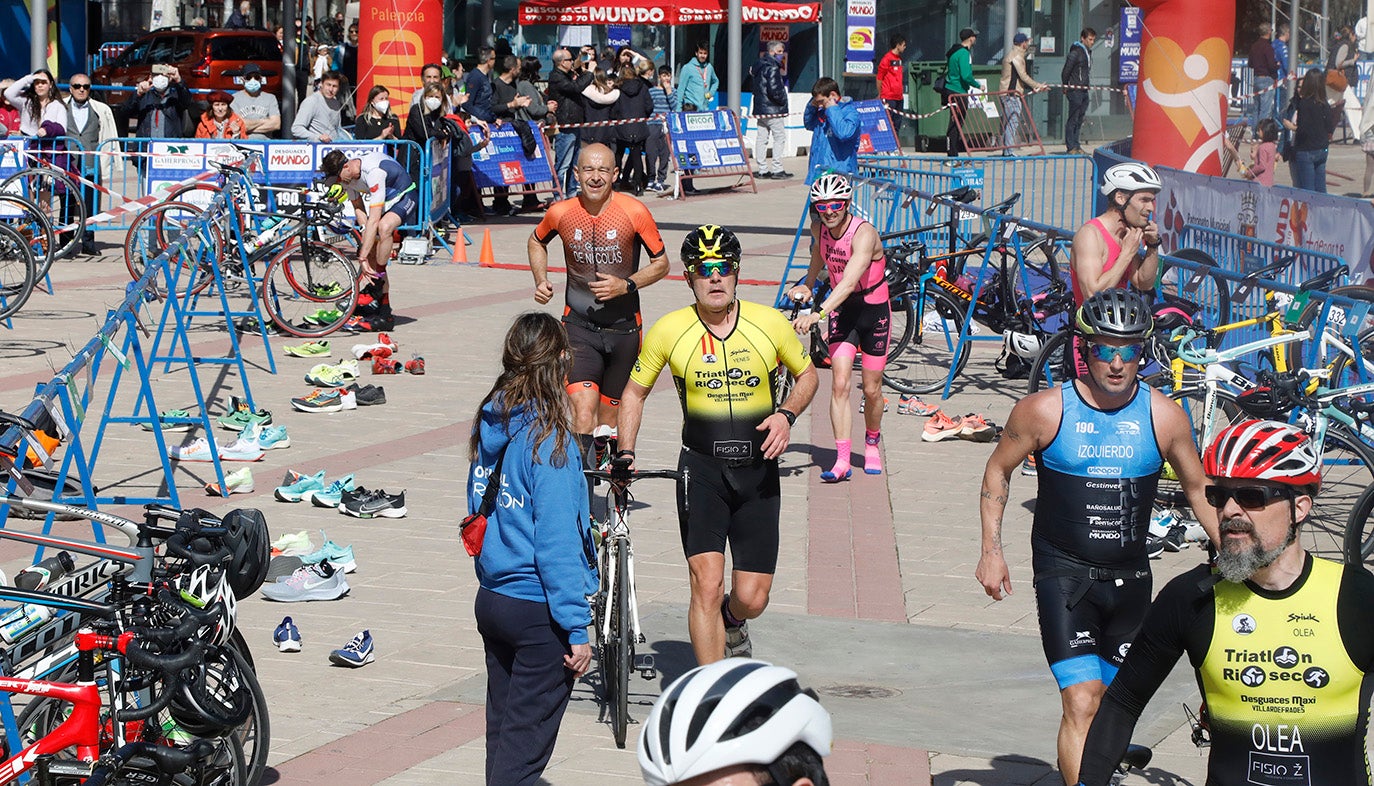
left=789, top=173, right=890, bottom=481
left=1069, top=162, right=1164, bottom=306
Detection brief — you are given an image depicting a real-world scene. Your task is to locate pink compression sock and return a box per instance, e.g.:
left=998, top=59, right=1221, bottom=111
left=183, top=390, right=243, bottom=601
left=864, top=430, right=883, bottom=475
left=823, top=439, right=852, bottom=481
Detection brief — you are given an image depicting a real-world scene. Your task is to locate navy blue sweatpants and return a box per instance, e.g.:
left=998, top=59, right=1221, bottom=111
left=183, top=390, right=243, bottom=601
left=475, top=587, right=576, bottom=786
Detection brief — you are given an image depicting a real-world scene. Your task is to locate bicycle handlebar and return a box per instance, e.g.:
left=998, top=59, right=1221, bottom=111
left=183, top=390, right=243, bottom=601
left=583, top=469, right=683, bottom=482
left=83, top=740, right=220, bottom=786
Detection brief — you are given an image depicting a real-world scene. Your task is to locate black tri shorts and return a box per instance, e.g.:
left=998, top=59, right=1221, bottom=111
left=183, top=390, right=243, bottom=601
left=564, top=320, right=640, bottom=402
left=825, top=297, right=891, bottom=359
left=675, top=448, right=781, bottom=574
left=1033, top=547, right=1152, bottom=690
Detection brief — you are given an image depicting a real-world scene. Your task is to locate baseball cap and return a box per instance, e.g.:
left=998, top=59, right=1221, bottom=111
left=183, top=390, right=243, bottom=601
left=1013, top=32, right=1030, bottom=45
left=241, top=63, right=263, bottom=76
left=959, top=27, right=979, bottom=40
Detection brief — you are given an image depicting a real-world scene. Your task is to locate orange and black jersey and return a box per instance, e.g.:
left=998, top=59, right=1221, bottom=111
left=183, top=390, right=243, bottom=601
left=533, top=192, right=666, bottom=329
left=630, top=301, right=811, bottom=462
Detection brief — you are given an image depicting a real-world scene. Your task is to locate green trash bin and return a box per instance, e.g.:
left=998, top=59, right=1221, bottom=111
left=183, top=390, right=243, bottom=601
left=908, top=62, right=1004, bottom=152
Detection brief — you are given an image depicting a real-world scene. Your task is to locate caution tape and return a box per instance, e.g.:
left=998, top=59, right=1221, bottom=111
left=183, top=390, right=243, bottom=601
left=552, top=114, right=668, bottom=130
left=84, top=170, right=220, bottom=225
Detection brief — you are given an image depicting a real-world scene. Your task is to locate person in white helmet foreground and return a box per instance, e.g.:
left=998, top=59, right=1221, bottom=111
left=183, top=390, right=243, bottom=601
left=1070, top=162, right=1164, bottom=307
left=638, top=658, right=833, bottom=786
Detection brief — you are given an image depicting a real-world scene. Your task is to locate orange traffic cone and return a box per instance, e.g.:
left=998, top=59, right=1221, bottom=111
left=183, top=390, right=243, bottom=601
left=479, top=228, right=495, bottom=267
left=451, top=229, right=468, bottom=264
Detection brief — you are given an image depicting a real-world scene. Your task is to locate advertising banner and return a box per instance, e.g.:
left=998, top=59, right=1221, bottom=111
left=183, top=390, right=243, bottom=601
left=852, top=99, right=899, bottom=154
left=844, top=0, right=876, bottom=76
left=143, top=141, right=391, bottom=206
left=760, top=23, right=789, bottom=66
left=1119, top=7, right=1142, bottom=84
left=518, top=0, right=820, bottom=26
left=358, top=0, right=444, bottom=115
left=469, top=122, right=556, bottom=189
left=1157, top=166, right=1374, bottom=280
left=666, top=110, right=748, bottom=171
left=607, top=26, right=631, bottom=48
left=0, top=140, right=26, bottom=181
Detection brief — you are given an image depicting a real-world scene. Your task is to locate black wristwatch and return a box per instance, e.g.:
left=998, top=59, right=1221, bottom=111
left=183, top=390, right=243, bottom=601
left=776, top=408, right=797, bottom=427
left=624, top=278, right=638, bottom=295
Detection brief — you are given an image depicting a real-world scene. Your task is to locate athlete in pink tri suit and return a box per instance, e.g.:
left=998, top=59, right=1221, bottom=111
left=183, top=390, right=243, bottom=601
left=1069, top=162, right=1164, bottom=306
left=790, top=173, right=891, bottom=481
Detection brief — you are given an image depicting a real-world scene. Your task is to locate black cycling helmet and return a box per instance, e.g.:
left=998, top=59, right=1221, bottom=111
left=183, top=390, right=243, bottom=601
left=1075, top=289, right=1154, bottom=340
left=680, top=224, right=742, bottom=268
left=220, top=508, right=270, bottom=600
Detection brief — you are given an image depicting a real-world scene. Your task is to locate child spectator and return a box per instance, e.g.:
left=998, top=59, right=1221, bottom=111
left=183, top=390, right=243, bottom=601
left=1246, top=117, right=1279, bottom=187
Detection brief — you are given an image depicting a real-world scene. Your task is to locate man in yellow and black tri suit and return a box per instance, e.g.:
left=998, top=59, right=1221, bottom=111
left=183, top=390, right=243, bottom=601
left=616, top=225, right=818, bottom=666
left=1078, top=419, right=1374, bottom=786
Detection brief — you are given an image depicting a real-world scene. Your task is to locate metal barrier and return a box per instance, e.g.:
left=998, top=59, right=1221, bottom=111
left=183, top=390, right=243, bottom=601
left=1176, top=224, right=1346, bottom=347
left=947, top=90, right=1045, bottom=156
left=90, top=138, right=430, bottom=232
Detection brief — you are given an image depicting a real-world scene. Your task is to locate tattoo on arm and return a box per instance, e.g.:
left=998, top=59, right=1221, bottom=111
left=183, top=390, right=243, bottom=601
left=980, top=477, right=1010, bottom=554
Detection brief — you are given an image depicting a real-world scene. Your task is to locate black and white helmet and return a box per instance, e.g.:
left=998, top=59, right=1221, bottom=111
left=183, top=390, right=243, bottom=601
left=1099, top=162, right=1163, bottom=196
left=638, top=659, right=832, bottom=786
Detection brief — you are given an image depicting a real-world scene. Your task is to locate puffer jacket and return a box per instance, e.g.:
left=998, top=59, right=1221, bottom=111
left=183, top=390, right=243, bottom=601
left=750, top=55, right=788, bottom=116
left=613, top=76, right=652, bottom=143
left=802, top=96, right=859, bottom=183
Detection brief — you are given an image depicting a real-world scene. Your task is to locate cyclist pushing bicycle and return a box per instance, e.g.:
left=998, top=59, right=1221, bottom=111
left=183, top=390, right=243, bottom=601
left=789, top=173, right=890, bottom=481
left=617, top=225, right=818, bottom=665
left=1079, top=420, right=1374, bottom=786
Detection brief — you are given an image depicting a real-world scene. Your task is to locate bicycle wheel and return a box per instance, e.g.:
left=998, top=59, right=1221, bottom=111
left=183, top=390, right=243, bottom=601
left=124, top=201, right=224, bottom=299
left=611, top=536, right=632, bottom=748
left=884, top=286, right=915, bottom=361
left=882, top=287, right=971, bottom=395
left=259, top=240, right=358, bottom=338
left=0, top=193, right=54, bottom=282
left=226, top=630, right=267, bottom=786
left=0, top=223, right=36, bottom=320
left=1159, top=249, right=1231, bottom=328
left=1344, top=481, right=1374, bottom=566
left=0, top=168, right=86, bottom=263
left=1027, top=328, right=1076, bottom=395
left=1294, top=285, right=1374, bottom=374
left=1304, top=422, right=1374, bottom=563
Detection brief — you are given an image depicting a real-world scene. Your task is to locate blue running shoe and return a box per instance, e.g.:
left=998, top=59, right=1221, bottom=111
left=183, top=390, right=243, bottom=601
left=273, top=616, right=302, bottom=652
left=300, top=536, right=356, bottom=573
left=274, top=471, right=326, bottom=503
left=310, top=474, right=357, bottom=508
left=245, top=423, right=291, bottom=451
left=329, top=630, right=374, bottom=667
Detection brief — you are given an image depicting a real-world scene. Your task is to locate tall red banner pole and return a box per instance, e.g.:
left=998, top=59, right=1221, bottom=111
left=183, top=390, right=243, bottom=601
left=358, top=0, right=443, bottom=118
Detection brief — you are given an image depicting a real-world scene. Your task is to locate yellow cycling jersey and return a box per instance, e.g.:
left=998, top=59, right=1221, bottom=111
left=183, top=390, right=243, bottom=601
left=630, top=300, right=811, bottom=461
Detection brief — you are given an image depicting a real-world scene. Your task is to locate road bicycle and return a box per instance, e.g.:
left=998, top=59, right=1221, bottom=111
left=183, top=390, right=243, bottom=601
left=123, top=150, right=359, bottom=338
left=0, top=165, right=87, bottom=267
left=0, top=493, right=270, bottom=785
left=583, top=466, right=681, bottom=748
left=879, top=191, right=1073, bottom=394
left=0, top=223, right=37, bottom=321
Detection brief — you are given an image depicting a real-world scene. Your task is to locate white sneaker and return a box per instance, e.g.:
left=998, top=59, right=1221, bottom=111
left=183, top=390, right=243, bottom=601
left=218, top=437, right=266, bottom=462
left=205, top=467, right=255, bottom=496
left=169, top=438, right=216, bottom=462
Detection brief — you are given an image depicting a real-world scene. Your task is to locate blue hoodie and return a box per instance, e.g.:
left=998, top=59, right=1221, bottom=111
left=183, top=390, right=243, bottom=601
left=467, top=402, right=597, bottom=645
left=803, top=97, right=860, bottom=184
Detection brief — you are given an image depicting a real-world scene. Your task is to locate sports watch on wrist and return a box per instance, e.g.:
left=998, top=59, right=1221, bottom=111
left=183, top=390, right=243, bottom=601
left=777, top=408, right=797, bottom=427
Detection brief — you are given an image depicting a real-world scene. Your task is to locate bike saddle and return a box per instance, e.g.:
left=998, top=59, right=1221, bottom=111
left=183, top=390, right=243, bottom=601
left=1121, top=743, right=1153, bottom=771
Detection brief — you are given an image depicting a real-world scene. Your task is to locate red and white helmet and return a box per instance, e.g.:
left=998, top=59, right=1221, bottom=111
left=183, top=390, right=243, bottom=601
left=1203, top=419, right=1321, bottom=492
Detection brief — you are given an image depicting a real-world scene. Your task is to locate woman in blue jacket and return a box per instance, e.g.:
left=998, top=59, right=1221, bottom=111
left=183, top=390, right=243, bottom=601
left=467, top=311, right=597, bottom=786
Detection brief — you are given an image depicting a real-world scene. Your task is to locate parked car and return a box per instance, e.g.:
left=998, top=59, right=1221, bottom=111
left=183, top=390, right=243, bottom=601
left=91, top=26, right=282, bottom=108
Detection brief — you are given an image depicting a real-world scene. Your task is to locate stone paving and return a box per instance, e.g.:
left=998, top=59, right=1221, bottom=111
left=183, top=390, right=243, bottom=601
left=6, top=142, right=1373, bottom=785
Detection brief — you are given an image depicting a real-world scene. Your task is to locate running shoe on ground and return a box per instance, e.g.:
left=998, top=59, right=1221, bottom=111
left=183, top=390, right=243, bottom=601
left=283, top=341, right=331, bottom=358
left=898, top=395, right=941, bottom=417
left=336, top=486, right=372, bottom=513
left=266, top=555, right=304, bottom=581
left=243, top=423, right=291, bottom=451
left=301, top=309, right=344, bottom=326
left=204, top=467, right=254, bottom=496
left=169, top=438, right=216, bottom=462
left=404, top=356, right=425, bottom=375
left=921, top=411, right=964, bottom=442
left=350, top=334, right=398, bottom=359
left=260, top=562, right=349, bottom=602
left=273, top=616, right=302, bottom=652
left=215, top=406, right=272, bottom=432
left=372, top=357, right=401, bottom=375
left=346, top=383, right=387, bottom=406
left=329, top=630, right=375, bottom=667
left=342, top=314, right=395, bottom=333
left=140, top=408, right=195, bottom=432
left=1021, top=455, right=1038, bottom=477
left=275, top=471, right=327, bottom=503
left=310, top=474, right=357, bottom=508
left=858, top=396, right=888, bottom=414
left=301, top=537, right=357, bottom=573
left=958, top=414, right=997, bottom=443
left=290, top=388, right=357, bottom=413
left=270, top=529, right=314, bottom=556
left=304, top=360, right=359, bottom=387
left=340, top=488, right=407, bottom=519
left=217, top=437, right=266, bottom=462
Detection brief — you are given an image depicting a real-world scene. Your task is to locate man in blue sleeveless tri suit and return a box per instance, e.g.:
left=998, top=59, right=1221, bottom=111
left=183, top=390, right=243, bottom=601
left=974, top=289, right=1217, bottom=786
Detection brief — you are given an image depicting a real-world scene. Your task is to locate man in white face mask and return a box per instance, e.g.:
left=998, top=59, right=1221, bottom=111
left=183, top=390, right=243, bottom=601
left=231, top=63, right=280, bottom=139
left=131, top=62, right=191, bottom=138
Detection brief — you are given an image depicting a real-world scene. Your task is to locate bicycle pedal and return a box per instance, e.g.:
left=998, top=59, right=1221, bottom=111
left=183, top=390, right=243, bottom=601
left=635, top=653, right=656, bottom=678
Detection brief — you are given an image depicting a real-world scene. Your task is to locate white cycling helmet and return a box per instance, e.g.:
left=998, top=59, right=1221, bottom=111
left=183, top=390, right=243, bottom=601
left=638, top=659, right=832, bottom=786
left=1004, top=330, right=1043, bottom=360
left=175, top=564, right=238, bottom=647
left=1099, top=162, right=1163, bottom=196
left=809, top=172, right=853, bottom=202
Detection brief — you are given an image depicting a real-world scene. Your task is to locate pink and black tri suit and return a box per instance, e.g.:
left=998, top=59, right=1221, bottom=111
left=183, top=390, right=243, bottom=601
left=819, top=216, right=890, bottom=370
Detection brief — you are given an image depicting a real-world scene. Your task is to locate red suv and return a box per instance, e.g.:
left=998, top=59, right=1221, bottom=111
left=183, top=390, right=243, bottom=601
left=91, top=27, right=283, bottom=106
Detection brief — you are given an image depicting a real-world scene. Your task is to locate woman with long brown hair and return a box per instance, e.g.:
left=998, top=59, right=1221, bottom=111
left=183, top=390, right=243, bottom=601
left=3, top=69, right=66, bottom=137
left=466, top=311, right=595, bottom=786
left=1283, top=68, right=1340, bottom=193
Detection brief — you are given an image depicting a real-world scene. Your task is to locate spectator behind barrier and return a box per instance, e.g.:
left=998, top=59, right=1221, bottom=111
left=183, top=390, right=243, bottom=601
left=62, top=73, right=117, bottom=255
left=752, top=41, right=792, bottom=179
left=411, top=62, right=444, bottom=108
left=355, top=85, right=401, bottom=140
left=614, top=63, right=653, bottom=195
left=226, top=0, right=253, bottom=28
left=548, top=48, right=594, bottom=198
left=291, top=70, right=349, bottom=143
left=677, top=42, right=719, bottom=111
left=128, top=63, right=191, bottom=138
left=232, top=63, right=280, bottom=139
left=5, top=70, right=67, bottom=137
left=802, top=77, right=859, bottom=183
left=195, top=90, right=247, bottom=139
left=0, top=79, right=21, bottom=137
left=464, top=46, right=497, bottom=123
